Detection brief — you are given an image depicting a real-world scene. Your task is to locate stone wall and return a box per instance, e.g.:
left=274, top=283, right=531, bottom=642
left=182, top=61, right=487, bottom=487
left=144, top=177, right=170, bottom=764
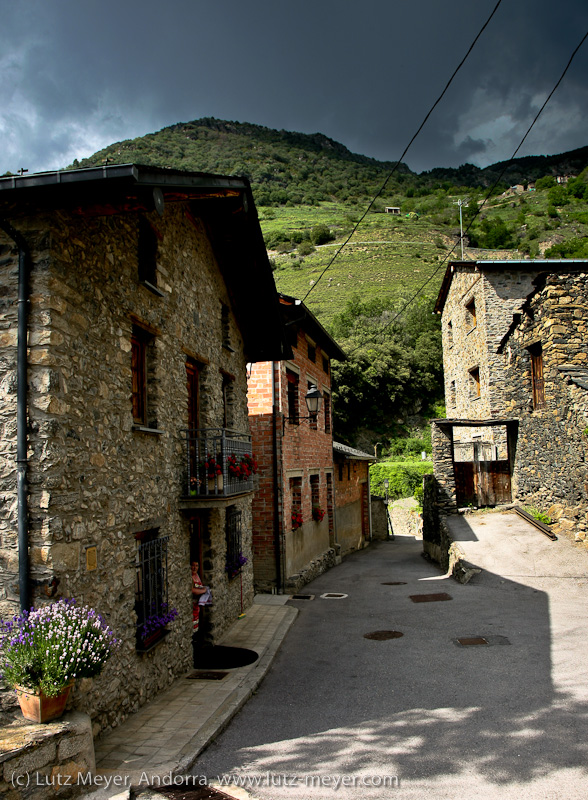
left=501, top=271, right=588, bottom=540
left=0, top=202, right=255, bottom=733
left=0, top=712, right=95, bottom=800
left=441, top=264, right=540, bottom=419
left=334, top=458, right=370, bottom=556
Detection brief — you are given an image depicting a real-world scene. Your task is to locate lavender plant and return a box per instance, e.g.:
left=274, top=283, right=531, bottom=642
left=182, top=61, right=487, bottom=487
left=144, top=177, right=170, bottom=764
left=0, top=598, right=118, bottom=697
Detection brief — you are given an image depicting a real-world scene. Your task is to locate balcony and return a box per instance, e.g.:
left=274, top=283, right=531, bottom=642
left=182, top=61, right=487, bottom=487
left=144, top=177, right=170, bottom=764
left=180, top=428, right=256, bottom=506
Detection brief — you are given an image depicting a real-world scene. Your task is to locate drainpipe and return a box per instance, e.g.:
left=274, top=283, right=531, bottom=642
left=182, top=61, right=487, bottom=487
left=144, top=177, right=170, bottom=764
left=271, top=362, right=283, bottom=593
left=0, top=218, right=30, bottom=612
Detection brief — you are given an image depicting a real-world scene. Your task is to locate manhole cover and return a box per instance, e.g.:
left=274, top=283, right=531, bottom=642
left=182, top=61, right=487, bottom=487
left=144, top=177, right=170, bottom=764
left=381, top=581, right=407, bottom=586
left=186, top=671, right=229, bottom=680
left=457, top=637, right=488, bottom=646
left=291, top=594, right=314, bottom=600
left=410, top=593, right=453, bottom=603
left=320, top=593, right=348, bottom=599
left=364, top=630, right=404, bottom=640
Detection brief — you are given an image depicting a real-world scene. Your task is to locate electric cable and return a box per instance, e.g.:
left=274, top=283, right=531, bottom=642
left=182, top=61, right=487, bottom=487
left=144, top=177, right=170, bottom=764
left=343, top=26, right=588, bottom=357
left=301, top=0, right=504, bottom=304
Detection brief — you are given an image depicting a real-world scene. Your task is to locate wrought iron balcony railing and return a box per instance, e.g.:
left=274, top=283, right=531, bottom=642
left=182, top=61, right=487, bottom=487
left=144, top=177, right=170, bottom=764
left=182, top=428, right=256, bottom=499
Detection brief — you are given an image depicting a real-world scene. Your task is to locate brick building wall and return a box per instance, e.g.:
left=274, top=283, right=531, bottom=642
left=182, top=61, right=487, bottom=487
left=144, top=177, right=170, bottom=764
left=0, top=200, right=256, bottom=733
left=248, top=309, right=338, bottom=590
left=333, top=454, right=371, bottom=556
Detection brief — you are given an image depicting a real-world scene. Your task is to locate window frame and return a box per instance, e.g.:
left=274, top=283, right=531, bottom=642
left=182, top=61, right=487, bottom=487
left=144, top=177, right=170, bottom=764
left=529, top=342, right=546, bottom=409
left=135, top=530, right=170, bottom=653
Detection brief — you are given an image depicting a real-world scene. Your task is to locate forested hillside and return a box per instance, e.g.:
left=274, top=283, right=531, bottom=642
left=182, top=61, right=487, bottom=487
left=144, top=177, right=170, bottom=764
left=74, top=118, right=588, bottom=452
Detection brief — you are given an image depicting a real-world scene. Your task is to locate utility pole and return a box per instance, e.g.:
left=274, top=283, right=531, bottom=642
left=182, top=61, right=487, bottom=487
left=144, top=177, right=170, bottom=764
left=454, top=198, right=469, bottom=260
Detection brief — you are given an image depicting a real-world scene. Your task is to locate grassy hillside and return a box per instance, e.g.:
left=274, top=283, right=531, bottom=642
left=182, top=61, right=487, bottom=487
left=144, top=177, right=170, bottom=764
left=73, top=118, right=588, bottom=327
left=72, top=117, right=588, bottom=451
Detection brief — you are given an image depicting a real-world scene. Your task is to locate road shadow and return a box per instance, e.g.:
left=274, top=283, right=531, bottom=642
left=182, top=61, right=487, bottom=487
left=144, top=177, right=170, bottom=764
left=193, top=534, right=588, bottom=794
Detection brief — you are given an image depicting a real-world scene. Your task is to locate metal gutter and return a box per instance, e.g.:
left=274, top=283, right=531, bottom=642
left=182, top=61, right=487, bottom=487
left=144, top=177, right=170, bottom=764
left=0, top=218, right=30, bottom=611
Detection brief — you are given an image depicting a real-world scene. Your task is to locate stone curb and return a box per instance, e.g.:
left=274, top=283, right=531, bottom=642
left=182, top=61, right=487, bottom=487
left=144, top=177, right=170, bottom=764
left=173, top=606, right=298, bottom=779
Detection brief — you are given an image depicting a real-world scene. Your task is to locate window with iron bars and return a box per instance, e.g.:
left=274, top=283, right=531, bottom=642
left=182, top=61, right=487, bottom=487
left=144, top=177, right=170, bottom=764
left=225, top=506, right=244, bottom=578
left=135, top=531, right=170, bottom=651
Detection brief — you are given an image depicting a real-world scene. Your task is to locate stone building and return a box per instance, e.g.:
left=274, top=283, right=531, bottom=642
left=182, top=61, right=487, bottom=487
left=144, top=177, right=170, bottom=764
left=333, top=441, right=374, bottom=555
left=429, top=258, right=588, bottom=528
left=497, top=270, right=588, bottom=540
left=0, top=164, right=289, bottom=732
left=247, top=295, right=345, bottom=592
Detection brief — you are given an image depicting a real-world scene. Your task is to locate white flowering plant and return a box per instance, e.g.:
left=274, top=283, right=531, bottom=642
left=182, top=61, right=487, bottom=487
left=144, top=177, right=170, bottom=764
left=0, top=598, right=118, bottom=697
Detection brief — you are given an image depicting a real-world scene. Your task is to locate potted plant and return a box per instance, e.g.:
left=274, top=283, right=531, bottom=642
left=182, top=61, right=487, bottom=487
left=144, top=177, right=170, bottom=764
left=0, top=598, right=118, bottom=723
left=291, top=511, right=303, bottom=530
left=225, top=551, right=248, bottom=580
left=201, top=453, right=223, bottom=492
left=312, top=506, right=326, bottom=522
left=138, top=602, right=178, bottom=650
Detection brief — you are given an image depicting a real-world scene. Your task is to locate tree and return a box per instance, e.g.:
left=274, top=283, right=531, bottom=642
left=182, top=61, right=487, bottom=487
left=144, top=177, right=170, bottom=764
left=329, top=296, right=443, bottom=444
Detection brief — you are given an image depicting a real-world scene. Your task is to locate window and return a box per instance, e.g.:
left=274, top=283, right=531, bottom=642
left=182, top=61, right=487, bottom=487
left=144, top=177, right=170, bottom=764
left=308, top=381, right=318, bottom=430
left=286, top=370, right=299, bottom=424
left=326, top=473, right=334, bottom=542
left=447, top=320, right=453, bottom=346
left=322, top=355, right=329, bottom=374
left=222, top=372, right=235, bottom=428
left=290, top=477, right=302, bottom=529
left=529, top=343, right=545, bottom=409
left=465, top=299, right=477, bottom=330
left=225, top=506, right=243, bottom=577
left=287, top=324, right=298, bottom=350
left=449, top=380, right=456, bottom=409
left=307, top=341, right=316, bottom=363
left=324, top=392, right=331, bottom=433
left=469, top=367, right=481, bottom=399
left=135, top=530, right=169, bottom=651
left=137, top=217, right=163, bottom=295
left=221, top=303, right=234, bottom=352
left=310, top=473, right=320, bottom=510
left=131, top=324, right=157, bottom=428
left=338, top=462, right=344, bottom=482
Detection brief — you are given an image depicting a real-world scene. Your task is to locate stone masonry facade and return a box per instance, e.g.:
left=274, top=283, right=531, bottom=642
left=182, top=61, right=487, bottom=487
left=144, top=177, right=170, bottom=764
left=500, top=271, right=588, bottom=540
left=429, top=259, right=588, bottom=550
left=0, top=193, right=259, bottom=734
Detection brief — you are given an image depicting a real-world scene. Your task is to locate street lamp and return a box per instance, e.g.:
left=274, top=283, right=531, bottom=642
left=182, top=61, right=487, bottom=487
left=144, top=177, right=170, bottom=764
left=283, top=384, right=323, bottom=432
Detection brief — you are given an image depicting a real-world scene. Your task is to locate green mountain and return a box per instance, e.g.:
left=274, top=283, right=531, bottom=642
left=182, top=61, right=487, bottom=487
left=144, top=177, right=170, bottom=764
left=75, top=118, right=588, bottom=451
left=75, top=117, right=588, bottom=325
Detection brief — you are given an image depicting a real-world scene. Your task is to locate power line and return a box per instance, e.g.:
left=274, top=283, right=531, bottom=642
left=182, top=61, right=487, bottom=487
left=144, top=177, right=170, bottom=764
left=343, top=26, right=588, bottom=358
left=301, top=0, right=504, bottom=304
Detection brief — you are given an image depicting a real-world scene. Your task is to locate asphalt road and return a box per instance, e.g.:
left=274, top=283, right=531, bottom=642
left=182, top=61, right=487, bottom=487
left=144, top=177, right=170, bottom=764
left=192, top=519, right=588, bottom=799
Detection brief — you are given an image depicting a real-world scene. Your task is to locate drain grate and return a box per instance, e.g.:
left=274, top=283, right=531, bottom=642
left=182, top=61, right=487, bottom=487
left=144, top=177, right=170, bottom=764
left=410, top=592, right=453, bottom=603
left=320, top=592, right=348, bottom=599
left=291, top=594, right=314, bottom=600
left=364, top=630, right=404, bottom=640
left=186, top=670, right=229, bottom=680
left=381, top=581, right=407, bottom=586
left=457, top=637, right=488, bottom=646
left=453, top=635, right=511, bottom=647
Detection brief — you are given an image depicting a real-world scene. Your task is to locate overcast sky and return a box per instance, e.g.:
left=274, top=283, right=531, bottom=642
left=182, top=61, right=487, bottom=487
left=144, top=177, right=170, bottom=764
left=1, top=0, right=587, bottom=176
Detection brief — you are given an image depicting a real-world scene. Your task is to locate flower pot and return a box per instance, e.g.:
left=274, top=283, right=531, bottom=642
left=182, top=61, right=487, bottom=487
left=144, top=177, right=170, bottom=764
left=16, top=682, right=74, bottom=723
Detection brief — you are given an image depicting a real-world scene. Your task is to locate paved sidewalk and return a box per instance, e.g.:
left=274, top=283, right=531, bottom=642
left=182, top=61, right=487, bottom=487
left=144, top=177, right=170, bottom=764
left=92, top=596, right=297, bottom=792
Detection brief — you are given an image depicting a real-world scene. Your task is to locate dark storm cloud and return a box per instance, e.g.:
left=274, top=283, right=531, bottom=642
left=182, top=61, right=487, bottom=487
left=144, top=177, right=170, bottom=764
left=0, top=0, right=586, bottom=175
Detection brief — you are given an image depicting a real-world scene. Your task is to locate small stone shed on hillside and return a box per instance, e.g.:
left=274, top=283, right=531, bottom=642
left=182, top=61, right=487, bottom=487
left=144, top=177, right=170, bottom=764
left=0, top=164, right=290, bottom=733
left=426, top=259, right=588, bottom=547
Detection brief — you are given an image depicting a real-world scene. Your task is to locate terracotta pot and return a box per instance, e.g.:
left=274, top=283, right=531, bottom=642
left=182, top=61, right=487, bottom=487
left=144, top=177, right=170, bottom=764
left=15, top=682, right=74, bottom=723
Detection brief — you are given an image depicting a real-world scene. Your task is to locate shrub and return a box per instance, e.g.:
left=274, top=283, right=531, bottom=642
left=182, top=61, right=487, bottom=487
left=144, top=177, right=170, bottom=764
left=370, top=461, right=433, bottom=500
left=298, top=241, right=315, bottom=256
left=310, top=224, right=335, bottom=245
